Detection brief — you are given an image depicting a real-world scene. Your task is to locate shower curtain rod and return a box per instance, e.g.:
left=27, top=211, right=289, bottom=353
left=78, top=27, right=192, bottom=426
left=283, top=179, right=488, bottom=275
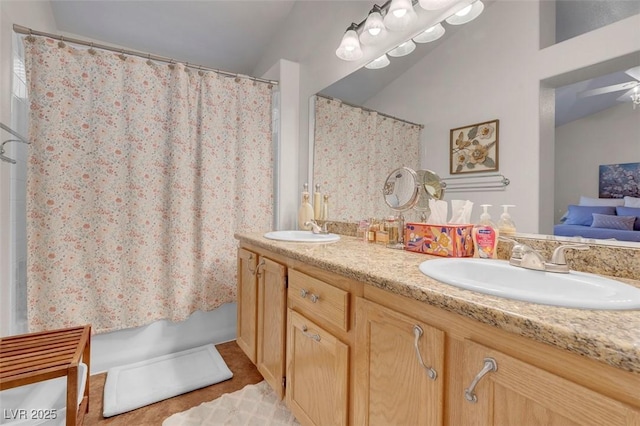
left=316, top=94, right=425, bottom=129
left=0, top=122, right=30, bottom=164
left=13, top=24, right=279, bottom=86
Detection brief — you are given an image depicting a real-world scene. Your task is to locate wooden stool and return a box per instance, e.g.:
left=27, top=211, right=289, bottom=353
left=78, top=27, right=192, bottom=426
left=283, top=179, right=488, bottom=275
left=0, top=325, right=91, bottom=426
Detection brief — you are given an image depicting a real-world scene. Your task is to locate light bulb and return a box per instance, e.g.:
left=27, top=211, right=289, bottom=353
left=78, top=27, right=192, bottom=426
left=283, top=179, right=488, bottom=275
left=445, top=0, right=484, bottom=25
left=365, top=54, right=391, bottom=69
left=360, top=7, right=387, bottom=45
left=336, top=25, right=363, bottom=61
left=413, top=23, right=445, bottom=43
left=388, top=39, right=416, bottom=57
left=456, top=4, right=473, bottom=16
left=384, top=0, right=417, bottom=31
left=393, top=8, right=407, bottom=18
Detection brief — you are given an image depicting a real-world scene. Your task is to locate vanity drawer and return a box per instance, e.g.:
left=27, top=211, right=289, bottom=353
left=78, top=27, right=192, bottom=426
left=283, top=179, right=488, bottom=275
left=288, top=269, right=349, bottom=332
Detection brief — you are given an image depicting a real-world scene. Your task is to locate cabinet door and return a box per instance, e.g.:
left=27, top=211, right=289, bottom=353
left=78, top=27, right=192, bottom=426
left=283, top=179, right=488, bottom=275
left=236, top=248, right=258, bottom=363
left=257, top=257, right=287, bottom=399
left=460, top=340, right=640, bottom=426
left=354, top=298, right=444, bottom=426
left=287, top=309, right=349, bottom=426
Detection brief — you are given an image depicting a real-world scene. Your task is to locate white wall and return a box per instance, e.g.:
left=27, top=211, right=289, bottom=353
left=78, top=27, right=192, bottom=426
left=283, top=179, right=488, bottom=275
left=365, top=1, right=541, bottom=232
left=554, top=103, right=640, bottom=223
left=0, top=1, right=57, bottom=337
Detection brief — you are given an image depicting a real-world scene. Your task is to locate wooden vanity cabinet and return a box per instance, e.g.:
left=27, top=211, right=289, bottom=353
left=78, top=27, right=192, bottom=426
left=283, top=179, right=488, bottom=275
left=354, top=298, right=445, bottom=426
left=286, top=268, right=353, bottom=426
left=459, top=340, right=640, bottom=426
left=287, top=309, right=349, bottom=426
left=236, top=248, right=258, bottom=363
left=236, top=248, right=287, bottom=398
left=363, top=285, right=640, bottom=426
left=237, top=242, right=640, bottom=426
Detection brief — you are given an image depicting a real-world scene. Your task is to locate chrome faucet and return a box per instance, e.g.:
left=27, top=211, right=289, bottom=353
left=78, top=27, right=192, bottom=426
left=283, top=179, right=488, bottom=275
left=499, top=237, right=589, bottom=273
left=545, top=244, right=590, bottom=273
left=305, top=220, right=330, bottom=234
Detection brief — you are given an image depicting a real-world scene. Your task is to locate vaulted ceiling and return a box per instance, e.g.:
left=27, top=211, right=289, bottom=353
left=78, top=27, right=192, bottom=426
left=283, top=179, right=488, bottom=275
left=48, top=0, right=640, bottom=127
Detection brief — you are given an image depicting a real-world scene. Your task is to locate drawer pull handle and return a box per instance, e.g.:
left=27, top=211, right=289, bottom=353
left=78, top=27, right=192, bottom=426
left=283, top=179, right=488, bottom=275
left=310, top=293, right=320, bottom=303
left=301, top=325, right=321, bottom=342
left=300, top=288, right=308, bottom=298
left=255, top=259, right=265, bottom=277
left=464, top=357, right=497, bottom=403
left=247, top=254, right=256, bottom=275
left=413, top=325, right=437, bottom=380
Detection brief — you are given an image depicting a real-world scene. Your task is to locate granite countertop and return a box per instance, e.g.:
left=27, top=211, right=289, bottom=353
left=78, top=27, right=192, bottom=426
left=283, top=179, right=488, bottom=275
left=235, top=231, right=640, bottom=375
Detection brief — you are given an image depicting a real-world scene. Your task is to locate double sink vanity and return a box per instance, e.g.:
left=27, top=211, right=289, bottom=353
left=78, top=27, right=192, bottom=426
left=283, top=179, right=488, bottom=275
left=235, top=229, right=640, bottom=425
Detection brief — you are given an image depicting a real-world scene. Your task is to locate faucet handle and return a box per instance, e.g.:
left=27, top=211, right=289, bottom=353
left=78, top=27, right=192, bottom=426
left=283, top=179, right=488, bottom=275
left=304, top=220, right=322, bottom=234
left=321, top=221, right=331, bottom=233
left=550, top=244, right=589, bottom=265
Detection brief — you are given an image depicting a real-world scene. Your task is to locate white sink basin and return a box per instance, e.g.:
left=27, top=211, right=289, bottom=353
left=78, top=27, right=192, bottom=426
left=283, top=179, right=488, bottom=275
left=419, top=258, right=640, bottom=310
left=264, top=230, right=340, bottom=243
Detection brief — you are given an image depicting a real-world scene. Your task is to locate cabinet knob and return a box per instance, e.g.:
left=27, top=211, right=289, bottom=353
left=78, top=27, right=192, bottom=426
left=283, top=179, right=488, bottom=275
left=413, top=325, right=437, bottom=380
left=464, top=357, right=497, bottom=403
left=300, top=288, right=308, bottom=298
left=310, top=293, right=320, bottom=303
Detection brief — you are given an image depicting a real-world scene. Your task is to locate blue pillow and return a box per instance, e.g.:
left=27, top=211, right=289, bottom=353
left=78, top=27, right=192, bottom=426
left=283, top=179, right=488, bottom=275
left=563, top=205, right=616, bottom=226
left=616, top=206, right=640, bottom=231
left=590, top=213, right=635, bottom=230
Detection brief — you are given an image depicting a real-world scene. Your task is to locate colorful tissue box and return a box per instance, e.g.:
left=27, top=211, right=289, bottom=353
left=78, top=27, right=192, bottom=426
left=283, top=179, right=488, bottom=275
left=404, top=223, right=474, bottom=257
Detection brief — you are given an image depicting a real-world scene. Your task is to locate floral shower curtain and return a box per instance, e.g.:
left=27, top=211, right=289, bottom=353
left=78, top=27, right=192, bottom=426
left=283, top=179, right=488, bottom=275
left=314, top=97, right=421, bottom=222
left=24, top=36, right=273, bottom=333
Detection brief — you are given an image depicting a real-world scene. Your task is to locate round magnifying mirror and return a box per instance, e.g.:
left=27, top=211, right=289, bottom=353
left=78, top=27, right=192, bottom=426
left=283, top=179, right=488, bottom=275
left=383, top=167, right=419, bottom=211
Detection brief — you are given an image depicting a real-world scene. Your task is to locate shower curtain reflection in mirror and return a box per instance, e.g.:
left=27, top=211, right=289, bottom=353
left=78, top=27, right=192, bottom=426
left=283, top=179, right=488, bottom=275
left=24, top=36, right=273, bottom=333
left=313, top=97, right=422, bottom=222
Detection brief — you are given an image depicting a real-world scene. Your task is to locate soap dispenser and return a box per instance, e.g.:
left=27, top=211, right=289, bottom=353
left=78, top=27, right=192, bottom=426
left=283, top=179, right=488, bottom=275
left=472, top=204, right=499, bottom=259
left=313, top=184, right=323, bottom=220
left=298, top=183, right=315, bottom=230
left=497, top=205, right=516, bottom=235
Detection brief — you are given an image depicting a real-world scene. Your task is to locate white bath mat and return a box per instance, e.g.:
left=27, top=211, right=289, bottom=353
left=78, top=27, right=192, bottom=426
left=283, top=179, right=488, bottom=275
left=162, top=380, right=299, bottom=426
left=103, top=344, right=233, bottom=417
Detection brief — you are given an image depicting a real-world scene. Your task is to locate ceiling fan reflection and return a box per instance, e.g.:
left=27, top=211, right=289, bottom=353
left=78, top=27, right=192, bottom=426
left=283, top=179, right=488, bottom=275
left=577, top=66, right=640, bottom=108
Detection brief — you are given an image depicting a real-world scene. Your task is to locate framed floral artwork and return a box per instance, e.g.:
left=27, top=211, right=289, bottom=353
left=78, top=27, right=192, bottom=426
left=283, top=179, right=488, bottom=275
left=450, top=119, right=499, bottom=174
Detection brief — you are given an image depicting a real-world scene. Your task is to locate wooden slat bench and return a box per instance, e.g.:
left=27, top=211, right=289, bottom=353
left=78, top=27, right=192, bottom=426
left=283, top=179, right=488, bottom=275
left=0, top=325, right=91, bottom=426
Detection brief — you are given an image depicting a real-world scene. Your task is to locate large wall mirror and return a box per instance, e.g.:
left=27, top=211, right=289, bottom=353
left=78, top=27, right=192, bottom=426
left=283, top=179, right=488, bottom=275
left=312, top=0, right=640, bottom=248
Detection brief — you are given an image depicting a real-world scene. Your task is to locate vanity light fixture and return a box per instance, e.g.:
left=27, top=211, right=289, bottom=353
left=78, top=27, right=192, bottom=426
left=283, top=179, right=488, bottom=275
left=336, top=0, right=485, bottom=65
left=388, top=39, right=416, bottom=57
left=413, top=22, right=446, bottom=43
left=336, top=23, right=364, bottom=61
left=384, top=0, right=418, bottom=31
left=365, top=54, right=391, bottom=69
left=445, top=0, right=485, bottom=25
left=360, top=5, right=388, bottom=45
left=631, top=86, right=640, bottom=110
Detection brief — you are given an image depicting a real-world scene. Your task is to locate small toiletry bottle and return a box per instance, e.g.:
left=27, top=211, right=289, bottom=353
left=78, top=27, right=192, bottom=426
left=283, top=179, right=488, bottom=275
left=322, top=194, right=329, bottom=220
left=472, top=204, right=499, bottom=259
left=298, top=183, right=315, bottom=230
left=376, top=220, right=389, bottom=245
left=385, top=216, right=399, bottom=246
left=357, top=219, right=369, bottom=242
left=367, top=218, right=378, bottom=243
left=314, top=184, right=323, bottom=220
left=497, top=205, right=516, bottom=235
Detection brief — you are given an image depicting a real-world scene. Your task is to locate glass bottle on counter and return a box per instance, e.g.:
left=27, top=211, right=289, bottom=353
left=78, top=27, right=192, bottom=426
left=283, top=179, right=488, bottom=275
left=384, top=216, right=399, bottom=246
left=357, top=219, right=369, bottom=242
